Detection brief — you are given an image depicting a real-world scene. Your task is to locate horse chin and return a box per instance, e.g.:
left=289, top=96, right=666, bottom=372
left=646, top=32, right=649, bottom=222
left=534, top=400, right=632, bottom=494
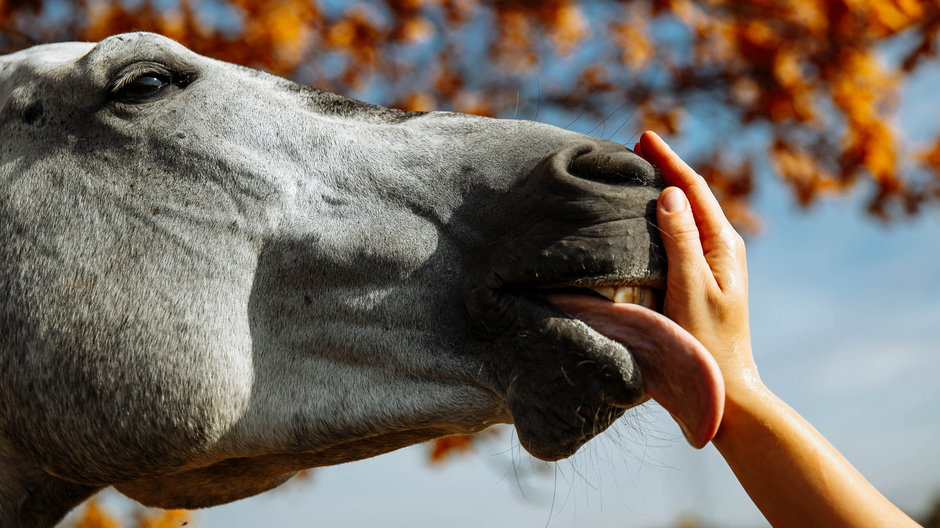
left=471, top=289, right=648, bottom=461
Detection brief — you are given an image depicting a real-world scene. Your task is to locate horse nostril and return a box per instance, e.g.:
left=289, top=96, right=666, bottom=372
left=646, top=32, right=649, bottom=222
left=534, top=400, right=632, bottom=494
left=568, top=142, right=659, bottom=187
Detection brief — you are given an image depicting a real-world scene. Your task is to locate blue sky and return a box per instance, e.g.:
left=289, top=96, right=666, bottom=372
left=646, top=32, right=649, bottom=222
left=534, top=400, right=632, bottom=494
left=66, top=21, right=940, bottom=528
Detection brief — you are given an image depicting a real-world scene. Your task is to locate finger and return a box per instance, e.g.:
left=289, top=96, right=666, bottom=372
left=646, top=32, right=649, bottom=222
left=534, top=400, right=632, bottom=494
left=643, top=132, right=745, bottom=291
left=633, top=140, right=644, bottom=158
left=656, top=187, right=716, bottom=292
left=639, top=131, right=729, bottom=242
left=638, top=131, right=699, bottom=188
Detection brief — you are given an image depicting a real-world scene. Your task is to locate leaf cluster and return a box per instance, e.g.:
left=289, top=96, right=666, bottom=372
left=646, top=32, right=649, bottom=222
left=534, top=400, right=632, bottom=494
left=4, top=0, right=936, bottom=227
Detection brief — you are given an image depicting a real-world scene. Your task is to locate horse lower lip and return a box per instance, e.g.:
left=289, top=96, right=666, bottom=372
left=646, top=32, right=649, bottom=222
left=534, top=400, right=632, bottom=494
left=545, top=294, right=725, bottom=449
left=473, top=290, right=646, bottom=460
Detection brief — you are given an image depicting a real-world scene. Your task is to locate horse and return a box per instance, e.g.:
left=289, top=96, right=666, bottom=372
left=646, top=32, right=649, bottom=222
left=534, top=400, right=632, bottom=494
left=0, top=33, right=719, bottom=526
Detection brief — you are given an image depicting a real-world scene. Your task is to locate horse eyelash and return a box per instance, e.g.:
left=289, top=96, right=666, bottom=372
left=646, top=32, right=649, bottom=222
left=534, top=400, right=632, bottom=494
left=107, top=61, right=195, bottom=95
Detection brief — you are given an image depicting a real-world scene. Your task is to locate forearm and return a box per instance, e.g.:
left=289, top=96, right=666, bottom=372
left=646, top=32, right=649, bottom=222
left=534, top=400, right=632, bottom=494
left=713, top=380, right=919, bottom=528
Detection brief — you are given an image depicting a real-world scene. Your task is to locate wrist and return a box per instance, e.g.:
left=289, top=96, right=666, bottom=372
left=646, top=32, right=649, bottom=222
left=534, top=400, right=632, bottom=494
left=713, top=370, right=772, bottom=446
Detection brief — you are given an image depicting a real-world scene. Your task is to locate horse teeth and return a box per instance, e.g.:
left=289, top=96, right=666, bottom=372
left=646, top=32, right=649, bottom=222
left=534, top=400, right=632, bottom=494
left=592, top=286, right=616, bottom=300
left=588, top=285, right=658, bottom=310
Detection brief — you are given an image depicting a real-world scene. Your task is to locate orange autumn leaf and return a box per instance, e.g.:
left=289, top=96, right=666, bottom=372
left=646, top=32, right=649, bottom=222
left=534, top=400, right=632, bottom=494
left=696, top=154, right=761, bottom=232
left=454, top=92, right=495, bottom=116
left=397, top=92, right=436, bottom=112
left=429, top=434, right=476, bottom=463
left=771, top=139, right=841, bottom=205
left=491, top=7, right=537, bottom=73
left=73, top=500, right=120, bottom=528
left=638, top=101, right=684, bottom=136
left=398, top=16, right=433, bottom=44
left=611, top=19, right=653, bottom=70
left=917, top=138, right=940, bottom=171
left=428, top=428, right=500, bottom=464
left=542, top=1, right=587, bottom=56
left=135, top=509, right=192, bottom=528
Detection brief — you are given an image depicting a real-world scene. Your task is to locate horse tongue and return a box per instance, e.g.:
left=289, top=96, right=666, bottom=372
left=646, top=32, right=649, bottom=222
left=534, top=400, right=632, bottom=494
left=546, top=293, right=724, bottom=449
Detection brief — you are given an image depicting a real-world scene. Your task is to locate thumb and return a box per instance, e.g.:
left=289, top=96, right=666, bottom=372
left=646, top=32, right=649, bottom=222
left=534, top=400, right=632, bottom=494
left=657, top=187, right=712, bottom=292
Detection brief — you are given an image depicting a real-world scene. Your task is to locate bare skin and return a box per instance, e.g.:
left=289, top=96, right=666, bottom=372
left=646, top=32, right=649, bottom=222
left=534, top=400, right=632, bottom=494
left=636, top=131, right=920, bottom=528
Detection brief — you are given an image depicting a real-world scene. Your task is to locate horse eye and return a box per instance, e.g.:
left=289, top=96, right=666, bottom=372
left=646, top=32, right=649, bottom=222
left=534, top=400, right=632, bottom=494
left=117, top=74, right=170, bottom=101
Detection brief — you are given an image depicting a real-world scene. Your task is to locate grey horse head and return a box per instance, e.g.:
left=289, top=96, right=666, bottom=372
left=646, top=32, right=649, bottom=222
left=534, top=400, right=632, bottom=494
left=0, top=32, right=719, bottom=526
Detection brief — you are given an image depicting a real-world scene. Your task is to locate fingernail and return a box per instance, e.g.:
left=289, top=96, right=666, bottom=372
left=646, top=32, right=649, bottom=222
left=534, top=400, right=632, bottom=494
left=660, top=187, right=687, bottom=213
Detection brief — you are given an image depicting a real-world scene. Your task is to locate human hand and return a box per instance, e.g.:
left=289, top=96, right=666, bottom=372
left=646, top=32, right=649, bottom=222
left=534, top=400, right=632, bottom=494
left=635, top=131, right=760, bottom=394
left=628, top=134, right=922, bottom=526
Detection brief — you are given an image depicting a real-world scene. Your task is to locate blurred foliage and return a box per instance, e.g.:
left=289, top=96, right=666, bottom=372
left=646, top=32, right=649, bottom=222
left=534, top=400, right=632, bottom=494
left=2, top=0, right=939, bottom=525
left=67, top=499, right=191, bottom=528
left=2, top=0, right=938, bottom=230
left=428, top=427, right=501, bottom=463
